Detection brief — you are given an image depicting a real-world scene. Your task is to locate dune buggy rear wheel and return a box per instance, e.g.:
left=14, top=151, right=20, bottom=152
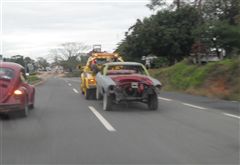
left=148, top=94, right=158, bottom=110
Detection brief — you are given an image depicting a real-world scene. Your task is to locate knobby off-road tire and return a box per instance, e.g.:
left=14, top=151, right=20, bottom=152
left=85, top=89, right=91, bottom=100
left=103, top=93, right=112, bottom=111
left=148, top=94, right=158, bottom=110
left=96, top=86, right=103, bottom=100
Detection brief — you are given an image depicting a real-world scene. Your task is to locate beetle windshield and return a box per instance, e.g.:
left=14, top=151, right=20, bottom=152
left=0, top=68, right=15, bottom=80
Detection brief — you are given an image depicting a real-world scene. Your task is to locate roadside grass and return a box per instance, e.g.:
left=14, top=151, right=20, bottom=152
left=28, top=75, right=42, bottom=85
left=149, top=58, right=240, bottom=101
left=65, top=70, right=81, bottom=77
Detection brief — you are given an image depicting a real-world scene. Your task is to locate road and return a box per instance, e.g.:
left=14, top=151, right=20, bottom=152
left=0, top=76, right=239, bottom=164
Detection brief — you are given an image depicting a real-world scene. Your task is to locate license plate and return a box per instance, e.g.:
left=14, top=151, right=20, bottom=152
left=131, top=82, right=138, bottom=88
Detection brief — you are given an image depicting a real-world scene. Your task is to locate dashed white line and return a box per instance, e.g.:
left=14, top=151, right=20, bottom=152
left=182, top=103, right=207, bottom=110
left=88, top=106, right=116, bottom=132
left=68, top=83, right=72, bottom=86
left=223, top=113, right=240, bottom=119
left=158, top=97, right=172, bottom=101
left=73, top=88, right=79, bottom=94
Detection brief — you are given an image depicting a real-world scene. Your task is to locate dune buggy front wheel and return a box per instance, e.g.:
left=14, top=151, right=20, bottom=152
left=103, top=93, right=112, bottom=111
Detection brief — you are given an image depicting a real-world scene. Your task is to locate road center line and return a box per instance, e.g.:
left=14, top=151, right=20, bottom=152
left=158, top=97, right=172, bottom=101
left=73, top=88, right=79, bottom=94
left=223, top=113, right=240, bottom=119
left=182, top=103, right=207, bottom=110
left=88, top=106, right=116, bottom=132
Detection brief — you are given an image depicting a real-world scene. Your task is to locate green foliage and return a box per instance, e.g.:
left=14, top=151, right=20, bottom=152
left=161, top=61, right=213, bottom=89
left=116, top=5, right=200, bottom=64
left=37, top=57, right=49, bottom=69
left=28, top=75, right=41, bottom=85
left=214, top=22, right=240, bottom=53
left=203, top=0, right=240, bottom=25
left=9, top=55, right=25, bottom=66
left=49, top=42, right=90, bottom=72
left=152, top=57, right=169, bottom=68
left=150, top=58, right=240, bottom=100
left=65, top=70, right=81, bottom=77
left=117, top=0, right=240, bottom=65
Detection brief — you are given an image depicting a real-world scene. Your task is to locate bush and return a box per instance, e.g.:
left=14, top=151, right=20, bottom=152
left=152, top=57, right=169, bottom=68
left=150, top=58, right=240, bottom=100
left=65, top=70, right=81, bottom=77
left=28, top=75, right=41, bottom=85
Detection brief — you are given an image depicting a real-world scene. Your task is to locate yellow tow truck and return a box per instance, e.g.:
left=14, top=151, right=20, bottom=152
left=80, top=46, right=123, bottom=99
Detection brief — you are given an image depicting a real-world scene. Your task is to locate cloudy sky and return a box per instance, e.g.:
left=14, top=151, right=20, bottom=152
left=1, top=0, right=154, bottom=59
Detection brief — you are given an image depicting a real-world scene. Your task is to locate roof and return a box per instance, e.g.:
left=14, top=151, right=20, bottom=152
left=91, top=52, right=119, bottom=57
left=0, top=62, right=24, bottom=71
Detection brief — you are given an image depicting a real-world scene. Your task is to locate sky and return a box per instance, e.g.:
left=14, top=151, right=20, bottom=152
left=0, top=0, right=154, bottom=60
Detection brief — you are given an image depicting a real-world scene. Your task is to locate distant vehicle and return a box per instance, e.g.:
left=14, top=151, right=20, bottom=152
left=46, top=67, right=52, bottom=71
left=0, top=62, right=35, bottom=117
left=80, top=48, right=124, bottom=100
left=96, top=62, right=162, bottom=111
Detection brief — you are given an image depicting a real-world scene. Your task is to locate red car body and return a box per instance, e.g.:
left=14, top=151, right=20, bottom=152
left=0, top=62, right=35, bottom=116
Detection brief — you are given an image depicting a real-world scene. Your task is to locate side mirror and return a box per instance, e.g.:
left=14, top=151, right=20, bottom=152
left=77, top=65, right=82, bottom=70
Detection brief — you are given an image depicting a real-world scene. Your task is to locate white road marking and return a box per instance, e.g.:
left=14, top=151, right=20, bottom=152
left=68, top=83, right=72, bottom=86
left=88, top=106, right=116, bottom=132
left=223, top=113, right=240, bottom=119
left=158, top=97, right=172, bottom=101
left=182, top=103, right=207, bottom=110
left=65, top=79, right=80, bottom=83
left=73, top=88, right=79, bottom=94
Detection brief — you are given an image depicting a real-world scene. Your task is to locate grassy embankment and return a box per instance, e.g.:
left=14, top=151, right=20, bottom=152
left=149, top=58, right=240, bottom=101
left=28, top=74, right=42, bottom=85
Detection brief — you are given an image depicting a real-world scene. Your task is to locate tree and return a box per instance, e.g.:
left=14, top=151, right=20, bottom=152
left=10, top=55, right=25, bottom=66
left=24, top=57, right=34, bottom=64
left=146, top=0, right=167, bottom=10
left=49, top=42, right=90, bottom=72
left=146, top=0, right=195, bottom=10
left=202, top=0, right=240, bottom=25
left=117, top=0, right=240, bottom=66
left=193, top=0, right=240, bottom=56
left=36, top=57, right=49, bottom=70
left=116, top=5, right=200, bottom=64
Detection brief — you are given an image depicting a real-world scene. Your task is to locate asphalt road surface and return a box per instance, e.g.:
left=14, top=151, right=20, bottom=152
left=0, top=76, right=239, bottom=164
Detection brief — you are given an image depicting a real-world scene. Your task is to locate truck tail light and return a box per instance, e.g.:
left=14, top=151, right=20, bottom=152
left=88, top=79, right=95, bottom=84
